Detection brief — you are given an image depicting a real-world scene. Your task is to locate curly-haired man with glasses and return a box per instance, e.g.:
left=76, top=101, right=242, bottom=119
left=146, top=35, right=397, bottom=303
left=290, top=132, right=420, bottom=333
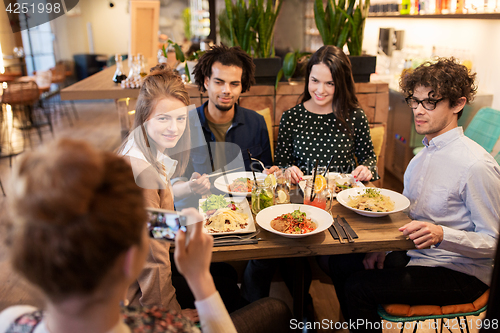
left=324, top=58, right=500, bottom=332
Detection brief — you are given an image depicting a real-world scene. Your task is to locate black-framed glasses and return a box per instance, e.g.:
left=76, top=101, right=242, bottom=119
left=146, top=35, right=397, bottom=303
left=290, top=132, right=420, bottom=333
left=405, top=97, right=444, bottom=111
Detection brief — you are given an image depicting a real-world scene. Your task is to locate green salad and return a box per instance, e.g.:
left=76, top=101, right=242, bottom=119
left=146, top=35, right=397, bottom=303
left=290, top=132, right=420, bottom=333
left=200, top=194, right=231, bottom=212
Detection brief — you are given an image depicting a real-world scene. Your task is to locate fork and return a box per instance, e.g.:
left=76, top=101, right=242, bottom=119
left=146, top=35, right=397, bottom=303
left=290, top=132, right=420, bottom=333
left=250, top=157, right=266, bottom=170
left=213, top=230, right=260, bottom=241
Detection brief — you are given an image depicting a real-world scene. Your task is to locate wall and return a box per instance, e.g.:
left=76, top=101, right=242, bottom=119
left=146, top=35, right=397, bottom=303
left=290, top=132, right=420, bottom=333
left=0, top=1, right=22, bottom=69
left=51, top=0, right=130, bottom=61
left=363, top=17, right=500, bottom=110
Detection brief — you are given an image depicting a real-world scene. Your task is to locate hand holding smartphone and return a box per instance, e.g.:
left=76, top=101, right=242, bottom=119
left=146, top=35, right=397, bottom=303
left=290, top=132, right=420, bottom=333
left=146, top=208, right=187, bottom=241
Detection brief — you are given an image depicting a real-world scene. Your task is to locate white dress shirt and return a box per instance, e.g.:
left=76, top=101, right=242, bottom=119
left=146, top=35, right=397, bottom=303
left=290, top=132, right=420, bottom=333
left=403, top=127, right=500, bottom=285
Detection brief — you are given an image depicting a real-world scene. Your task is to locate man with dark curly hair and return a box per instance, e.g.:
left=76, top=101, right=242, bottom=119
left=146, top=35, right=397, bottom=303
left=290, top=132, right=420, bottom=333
left=187, top=45, right=272, bottom=175
left=324, top=58, right=500, bottom=332
left=173, top=45, right=275, bottom=209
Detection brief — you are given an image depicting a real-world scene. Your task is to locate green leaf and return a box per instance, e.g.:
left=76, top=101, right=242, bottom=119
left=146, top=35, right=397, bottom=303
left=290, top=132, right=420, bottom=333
left=162, top=44, right=167, bottom=58
left=283, top=51, right=298, bottom=79
left=184, top=63, right=191, bottom=82
left=314, top=0, right=330, bottom=45
left=168, top=40, right=185, bottom=63
left=275, top=68, right=283, bottom=90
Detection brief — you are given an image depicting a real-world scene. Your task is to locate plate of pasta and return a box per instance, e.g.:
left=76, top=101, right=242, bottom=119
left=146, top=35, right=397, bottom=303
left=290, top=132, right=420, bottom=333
left=336, top=188, right=410, bottom=217
left=214, top=172, right=267, bottom=197
left=199, top=195, right=256, bottom=234
left=255, top=204, right=332, bottom=238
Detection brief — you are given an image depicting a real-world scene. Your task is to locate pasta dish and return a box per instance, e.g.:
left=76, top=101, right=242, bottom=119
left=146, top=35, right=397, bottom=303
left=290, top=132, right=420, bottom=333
left=204, top=208, right=249, bottom=233
left=270, top=209, right=317, bottom=234
left=347, top=188, right=395, bottom=212
left=228, top=177, right=254, bottom=192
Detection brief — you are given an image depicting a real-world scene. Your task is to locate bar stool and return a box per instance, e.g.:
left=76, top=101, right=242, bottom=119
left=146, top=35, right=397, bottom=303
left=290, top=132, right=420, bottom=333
left=377, top=289, right=489, bottom=333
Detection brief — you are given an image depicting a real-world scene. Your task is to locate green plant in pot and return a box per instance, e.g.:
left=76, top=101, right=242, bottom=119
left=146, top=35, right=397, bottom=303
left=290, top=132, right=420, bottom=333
left=219, top=0, right=283, bottom=85
left=218, top=0, right=260, bottom=55
left=313, top=0, right=370, bottom=56
left=275, top=50, right=311, bottom=89
left=314, top=0, right=375, bottom=82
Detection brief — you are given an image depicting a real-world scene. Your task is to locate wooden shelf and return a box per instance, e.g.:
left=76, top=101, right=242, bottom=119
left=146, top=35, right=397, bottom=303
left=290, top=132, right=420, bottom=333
left=368, top=13, right=500, bottom=19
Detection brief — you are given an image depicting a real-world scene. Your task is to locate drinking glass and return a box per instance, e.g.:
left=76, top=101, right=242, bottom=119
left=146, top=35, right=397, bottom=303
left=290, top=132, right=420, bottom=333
left=274, top=167, right=291, bottom=204
left=251, top=181, right=275, bottom=214
left=303, top=178, right=333, bottom=211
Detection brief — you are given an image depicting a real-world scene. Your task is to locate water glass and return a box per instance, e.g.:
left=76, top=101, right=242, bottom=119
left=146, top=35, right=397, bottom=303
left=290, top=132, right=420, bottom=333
left=251, top=181, right=275, bottom=214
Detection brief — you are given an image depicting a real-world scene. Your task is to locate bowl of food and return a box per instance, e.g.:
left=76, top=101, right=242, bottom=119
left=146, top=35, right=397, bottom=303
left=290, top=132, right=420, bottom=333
left=214, top=171, right=267, bottom=197
left=255, top=204, right=332, bottom=238
left=336, top=187, right=410, bottom=217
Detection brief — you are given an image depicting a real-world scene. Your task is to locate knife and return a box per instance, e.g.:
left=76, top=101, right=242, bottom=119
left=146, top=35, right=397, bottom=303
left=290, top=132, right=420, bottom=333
left=331, top=215, right=345, bottom=244
left=213, top=239, right=259, bottom=247
left=337, top=215, right=354, bottom=243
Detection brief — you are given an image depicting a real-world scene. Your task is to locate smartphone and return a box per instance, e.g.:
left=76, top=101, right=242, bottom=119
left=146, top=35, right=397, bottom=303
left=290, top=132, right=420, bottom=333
left=146, top=208, right=187, bottom=241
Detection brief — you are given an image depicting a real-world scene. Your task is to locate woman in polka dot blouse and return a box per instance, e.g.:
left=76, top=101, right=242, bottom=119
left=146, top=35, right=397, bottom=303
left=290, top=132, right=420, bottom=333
left=275, top=45, right=378, bottom=183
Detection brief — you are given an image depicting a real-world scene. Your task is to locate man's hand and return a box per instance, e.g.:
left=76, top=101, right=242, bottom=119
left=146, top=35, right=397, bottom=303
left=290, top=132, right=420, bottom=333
left=288, top=166, right=304, bottom=184
left=189, top=172, right=211, bottom=195
left=399, top=221, right=444, bottom=249
left=363, top=252, right=386, bottom=269
left=352, top=165, right=372, bottom=182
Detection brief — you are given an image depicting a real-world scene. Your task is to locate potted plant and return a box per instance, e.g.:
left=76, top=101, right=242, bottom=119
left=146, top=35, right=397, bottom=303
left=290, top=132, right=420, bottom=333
left=219, top=0, right=283, bottom=85
left=275, top=50, right=311, bottom=89
left=313, top=0, right=375, bottom=82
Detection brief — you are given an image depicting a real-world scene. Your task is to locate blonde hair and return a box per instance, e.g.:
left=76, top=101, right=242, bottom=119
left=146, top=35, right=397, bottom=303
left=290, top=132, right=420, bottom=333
left=120, top=64, right=191, bottom=179
left=6, top=139, right=147, bottom=300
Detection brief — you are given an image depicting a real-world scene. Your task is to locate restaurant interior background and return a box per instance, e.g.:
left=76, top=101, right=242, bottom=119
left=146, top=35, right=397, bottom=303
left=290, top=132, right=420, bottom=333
left=1, top=1, right=499, bottom=331
left=1, top=0, right=500, bottom=111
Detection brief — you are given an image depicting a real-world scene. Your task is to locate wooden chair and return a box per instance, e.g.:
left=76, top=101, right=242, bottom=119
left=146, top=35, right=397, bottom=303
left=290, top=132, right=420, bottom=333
left=1, top=81, right=54, bottom=149
left=49, top=63, right=78, bottom=124
left=377, top=289, right=489, bottom=333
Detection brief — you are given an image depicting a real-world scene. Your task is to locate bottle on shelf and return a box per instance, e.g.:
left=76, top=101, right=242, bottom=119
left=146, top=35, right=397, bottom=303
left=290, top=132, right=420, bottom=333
left=112, top=54, right=127, bottom=84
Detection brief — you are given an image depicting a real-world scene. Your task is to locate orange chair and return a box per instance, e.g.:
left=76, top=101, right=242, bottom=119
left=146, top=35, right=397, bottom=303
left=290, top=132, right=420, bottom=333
left=378, top=289, right=489, bottom=333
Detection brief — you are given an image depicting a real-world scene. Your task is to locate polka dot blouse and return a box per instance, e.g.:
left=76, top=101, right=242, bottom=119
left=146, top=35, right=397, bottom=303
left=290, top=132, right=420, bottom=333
left=274, top=103, right=379, bottom=180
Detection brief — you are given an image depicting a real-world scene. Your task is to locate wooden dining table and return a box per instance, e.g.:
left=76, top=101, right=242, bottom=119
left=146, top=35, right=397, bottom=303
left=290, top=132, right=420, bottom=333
left=206, top=186, right=415, bottom=320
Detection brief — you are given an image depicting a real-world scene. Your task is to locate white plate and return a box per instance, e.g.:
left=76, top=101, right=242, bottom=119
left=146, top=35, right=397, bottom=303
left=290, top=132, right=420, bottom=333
left=255, top=204, right=333, bottom=238
left=214, top=171, right=267, bottom=197
left=336, top=187, right=410, bottom=217
left=199, top=197, right=256, bottom=234
left=298, top=173, right=365, bottom=198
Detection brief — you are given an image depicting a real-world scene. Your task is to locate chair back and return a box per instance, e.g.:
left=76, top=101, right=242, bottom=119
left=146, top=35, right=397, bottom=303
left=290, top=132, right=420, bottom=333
left=35, top=70, right=52, bottom=90
left=464, top=107, right=500, bottom=153
left=1, top=81, right=40, bottom=106
left=50, top=63, right=66, bottom=83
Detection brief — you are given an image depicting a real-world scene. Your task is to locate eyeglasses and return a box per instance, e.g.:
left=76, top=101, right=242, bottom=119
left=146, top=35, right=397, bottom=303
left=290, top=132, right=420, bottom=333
left=405, top=97, right=444, bottom=111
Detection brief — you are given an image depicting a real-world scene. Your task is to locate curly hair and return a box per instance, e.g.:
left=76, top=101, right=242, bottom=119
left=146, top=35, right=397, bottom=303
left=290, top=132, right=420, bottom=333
left=400, top=57, right=477, bottom=119
left=7, top=139, right=147, bottom=300
left=193, top=44, right=255, bottom=93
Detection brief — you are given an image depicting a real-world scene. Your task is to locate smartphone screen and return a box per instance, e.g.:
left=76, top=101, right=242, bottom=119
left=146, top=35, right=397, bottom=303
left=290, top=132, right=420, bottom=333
left=146, top=208, right=187, bottom=241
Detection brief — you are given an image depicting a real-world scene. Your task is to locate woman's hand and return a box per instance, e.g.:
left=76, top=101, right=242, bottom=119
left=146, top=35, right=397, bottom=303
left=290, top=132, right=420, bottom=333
left=288, top=166, right=303, bottom=184
left=263, top=165, right=279, bottom=175
left=352, top=165, right=372, bottom=182
left=189, top=172, right=211, bottom=195
left=174, top=208, right=216, bottom=301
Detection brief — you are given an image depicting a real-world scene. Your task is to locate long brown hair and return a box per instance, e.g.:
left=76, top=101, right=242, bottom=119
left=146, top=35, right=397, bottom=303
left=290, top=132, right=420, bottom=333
left=301, top=45, right=359, bottom=136
left=119, top=64, right=191, bottom=178
left=7, top=139, right=147, bottom=300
